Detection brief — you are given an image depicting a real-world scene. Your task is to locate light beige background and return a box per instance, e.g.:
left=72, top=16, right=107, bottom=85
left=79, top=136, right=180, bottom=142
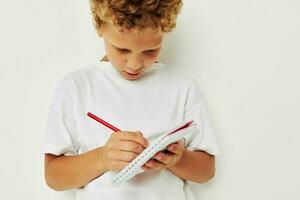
left=0, top=0, right=299, bottom=199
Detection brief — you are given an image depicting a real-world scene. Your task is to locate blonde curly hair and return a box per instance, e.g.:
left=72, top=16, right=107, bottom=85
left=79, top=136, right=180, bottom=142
left=90, top=0, right=183, bottom=32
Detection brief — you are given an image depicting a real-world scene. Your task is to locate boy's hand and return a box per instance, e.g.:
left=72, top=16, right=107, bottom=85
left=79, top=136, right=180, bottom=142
left=101, top=131, right=149, bottom=171
left=142, top=140, right=185, bottom=171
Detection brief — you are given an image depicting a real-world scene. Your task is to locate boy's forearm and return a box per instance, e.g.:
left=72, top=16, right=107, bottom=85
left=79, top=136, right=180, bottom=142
left=168, top=149, right=215, bottom=183
left=45, top=147, right=107, bottom=191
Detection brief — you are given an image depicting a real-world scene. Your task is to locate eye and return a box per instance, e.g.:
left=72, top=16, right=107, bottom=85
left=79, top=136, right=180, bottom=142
left=144, top=49, right=157, bottom=55
left=116, top=48, right=130, bottom=53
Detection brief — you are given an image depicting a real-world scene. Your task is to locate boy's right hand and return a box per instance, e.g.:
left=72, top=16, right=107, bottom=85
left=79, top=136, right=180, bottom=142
left=101, top=131, right=149, bottom=171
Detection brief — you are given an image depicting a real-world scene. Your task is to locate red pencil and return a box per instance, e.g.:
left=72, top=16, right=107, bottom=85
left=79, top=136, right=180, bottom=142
left=87, top=112, right=121, bottom=132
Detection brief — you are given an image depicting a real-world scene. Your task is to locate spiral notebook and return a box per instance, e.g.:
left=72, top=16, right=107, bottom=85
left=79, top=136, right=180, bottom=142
left=111, top=120, right=197, bottom=185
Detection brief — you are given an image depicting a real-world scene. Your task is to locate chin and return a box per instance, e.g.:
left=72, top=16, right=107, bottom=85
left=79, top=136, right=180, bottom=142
left=123, top=76, right=140, bottom=81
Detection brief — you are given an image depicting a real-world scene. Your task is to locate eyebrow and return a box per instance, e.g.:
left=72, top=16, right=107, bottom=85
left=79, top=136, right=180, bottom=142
left=112, top=44, right=161, bottom=51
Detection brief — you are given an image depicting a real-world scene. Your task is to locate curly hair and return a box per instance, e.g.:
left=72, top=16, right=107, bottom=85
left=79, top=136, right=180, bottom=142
left=90, top=0, right=183, bottom=32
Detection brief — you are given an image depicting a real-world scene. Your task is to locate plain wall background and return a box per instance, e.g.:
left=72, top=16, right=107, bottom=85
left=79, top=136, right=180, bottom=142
left=1, top=0, right=299, bottom=199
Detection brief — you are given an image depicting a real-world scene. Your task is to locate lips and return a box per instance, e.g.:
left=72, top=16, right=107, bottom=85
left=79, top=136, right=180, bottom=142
left=124, top=71, right=140, bottom=75
left=123, top=71, right=141, bottom=77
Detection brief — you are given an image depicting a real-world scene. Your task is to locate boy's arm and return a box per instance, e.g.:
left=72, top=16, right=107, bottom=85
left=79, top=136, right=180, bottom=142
left=44, top=131, right=148, bottom=191
left=168, top=149, right=215, bottom=183
left=143, top=141, right=215, bottom=183
left=44, top=147, right=107, bottom=191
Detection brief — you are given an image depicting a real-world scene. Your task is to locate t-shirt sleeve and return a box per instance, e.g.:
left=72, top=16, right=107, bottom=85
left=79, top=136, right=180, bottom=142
left=41, top=75, right=79, bottom=156
left=183, top=80, right=220, bottom=155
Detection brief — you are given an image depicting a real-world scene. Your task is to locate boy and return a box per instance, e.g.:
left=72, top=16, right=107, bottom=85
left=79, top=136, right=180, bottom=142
left=42, top=0, right=219, bottom=199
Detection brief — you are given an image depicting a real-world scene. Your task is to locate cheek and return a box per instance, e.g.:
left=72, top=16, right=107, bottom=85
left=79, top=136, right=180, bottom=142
left=107, top=50, right=126, bottom=69
left=144, top=53, right=160, bottom=67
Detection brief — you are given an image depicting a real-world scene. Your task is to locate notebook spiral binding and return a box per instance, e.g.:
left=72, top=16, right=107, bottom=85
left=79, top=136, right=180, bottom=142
left=111, top=134, right=165, bottom=185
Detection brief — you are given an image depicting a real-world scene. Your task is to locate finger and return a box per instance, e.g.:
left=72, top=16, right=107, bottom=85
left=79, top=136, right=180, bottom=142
left=167, top=140, right=184, bottom=154
left=141, top=165, right=151, bottom=171
left=115, top=151, right=139, bottom=162
left=153, top=152, right=174, bottom=165
left=145, top=159, right=166, bottom=170
left=166, top=143, right=178, bottom=153
left=119, top=131, right=149, bottom=148
left=118, top=140, right=145, bottom=154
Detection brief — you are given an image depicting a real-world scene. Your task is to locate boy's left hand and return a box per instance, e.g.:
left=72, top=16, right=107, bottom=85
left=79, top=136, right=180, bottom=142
left=142, top=140, right=185, bottom=171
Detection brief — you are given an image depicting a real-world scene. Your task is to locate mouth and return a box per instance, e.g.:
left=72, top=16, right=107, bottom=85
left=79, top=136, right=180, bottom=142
left=123, top=71, right=141, bottom=78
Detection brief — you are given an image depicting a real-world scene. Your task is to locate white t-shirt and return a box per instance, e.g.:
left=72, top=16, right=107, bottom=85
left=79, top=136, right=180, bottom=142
left=41, top=61, right=220, bottom=200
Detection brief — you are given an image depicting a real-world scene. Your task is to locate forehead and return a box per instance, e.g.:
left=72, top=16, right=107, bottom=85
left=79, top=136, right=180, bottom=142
left=103, top=25, right=163, bottom=50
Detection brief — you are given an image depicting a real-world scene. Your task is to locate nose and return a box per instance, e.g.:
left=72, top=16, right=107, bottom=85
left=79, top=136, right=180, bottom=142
left=126, top=55, right=143, bottom=72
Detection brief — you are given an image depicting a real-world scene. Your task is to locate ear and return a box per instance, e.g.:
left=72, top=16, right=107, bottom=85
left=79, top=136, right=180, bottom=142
left=97, top=29, right=103, bottom=37
left=101, top=55, right=109, bottom=62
